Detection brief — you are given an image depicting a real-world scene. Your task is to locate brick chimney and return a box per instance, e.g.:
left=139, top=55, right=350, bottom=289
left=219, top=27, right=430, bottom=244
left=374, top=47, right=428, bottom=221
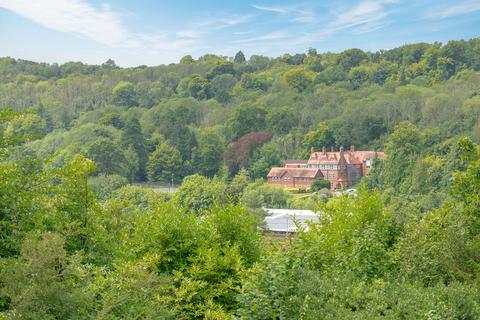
left=322, top=146, right=326, bottom=154
left=350, top=145, right=355, bottom=152
left=330, top=146, right=334, bottom=152
left=311, top=147, right=314, bottom=154
left=339, top=145, right=345, bottom=162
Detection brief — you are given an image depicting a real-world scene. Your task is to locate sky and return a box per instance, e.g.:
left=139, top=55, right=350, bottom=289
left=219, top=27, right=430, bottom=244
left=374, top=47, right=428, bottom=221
left=0, top=0, right=479, bottom=67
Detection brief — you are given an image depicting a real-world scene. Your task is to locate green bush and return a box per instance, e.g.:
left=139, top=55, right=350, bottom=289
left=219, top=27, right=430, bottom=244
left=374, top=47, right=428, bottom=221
left=310, top=179, right=331, bottom=191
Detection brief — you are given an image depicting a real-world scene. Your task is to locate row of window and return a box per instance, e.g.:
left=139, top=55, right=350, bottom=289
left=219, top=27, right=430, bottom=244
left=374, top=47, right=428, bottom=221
left=308, top=164, right=346, bottom=170
left=271, top=177, right=311, bottom=181
left=271, top=177, right=292, bottom=181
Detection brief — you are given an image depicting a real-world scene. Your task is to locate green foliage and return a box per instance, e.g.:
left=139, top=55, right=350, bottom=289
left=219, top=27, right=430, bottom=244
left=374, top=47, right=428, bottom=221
left=95, top=259, right=174, bottom=319
left=234, top=51, right=246, bottom=64
left=2, top=112, right=46, bottom=142
left=173, top=174, right=226, bottom=213
left=237, top=72, right=272, bottom=92
left=248, top=142, right=283, bottom=179
left=121, top=116, right=147, bottom=180
left=298, top=188, right=394, bottom=279
left=180, top=55, right=195, bottom=64
left=397, top=205, right=479, bottom=286
left=88, top=173, right=128, bottom=200
left=242, top=180, right=291, bottom=209
left=112, top=81, right=138, bottom=107
left=1, top=232, right=96, bottom=319
left=450, top=138, right=480, bottom=216
left=284, top=67, right=313, bottom=92
left=266, top=107, right=297, bottom=135
left=146, top=143, right=183, bottom=182
left=227, top=169, right=250, bottom=201
left=382, top=121, right=424, bottom=191
left=98, top=111, right=124, bottom=129
left=193, top=127, right=225, bottom=177
left=85, top=137, right=128, bottom=176
left=238, top=248, right=299, bottom=319
left=310, top=178, right=331, bottom=191
left=207, top=61, right=235, bottom=80
left=187, top=74, right=212, bottom=99
left=2, top=40, right=480, bottom=319
left=227, top=104, right=267, bottom=140
left=3, top=40, right=479, bottom=184
left=348, top=65, right=370, bottom=89
left=304, top=55, right=323, bottom=72
left=338, top=48, right=368, bottom=70
left=302, top=122, right=335, bottom=156
left=210, top=74, right=236, bottom=102
left=0, top=154, right=95, bottom=257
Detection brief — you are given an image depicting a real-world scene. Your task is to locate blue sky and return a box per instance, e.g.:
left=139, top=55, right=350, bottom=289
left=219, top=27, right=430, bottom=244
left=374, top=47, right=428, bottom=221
left=0, top=0, right=479, bottom=67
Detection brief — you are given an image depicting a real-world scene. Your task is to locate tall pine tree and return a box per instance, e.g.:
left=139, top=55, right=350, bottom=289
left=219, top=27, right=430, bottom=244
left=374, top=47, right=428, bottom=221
left=121, top=117, right=147, bottom=181
left=234, top=50, right=246, bottom=64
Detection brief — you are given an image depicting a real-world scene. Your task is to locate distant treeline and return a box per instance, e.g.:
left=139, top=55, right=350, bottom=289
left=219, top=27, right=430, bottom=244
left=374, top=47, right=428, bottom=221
left=0, top=39, right=480, bottom=318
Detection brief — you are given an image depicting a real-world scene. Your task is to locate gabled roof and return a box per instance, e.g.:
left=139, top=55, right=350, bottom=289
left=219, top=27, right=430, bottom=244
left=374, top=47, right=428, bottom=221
left=308, top=150, right=385, bottom=165
left=285, top=159, right=309, bottom=168
left=285, top=159, right=308, bottom=164
left=264, top=208, right=319, bottom=233
left=267, top=167, right=323, bottom=178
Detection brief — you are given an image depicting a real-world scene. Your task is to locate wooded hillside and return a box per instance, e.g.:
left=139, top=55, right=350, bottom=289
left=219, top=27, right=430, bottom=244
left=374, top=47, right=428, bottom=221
left=0, top=39, right=479, bottom=319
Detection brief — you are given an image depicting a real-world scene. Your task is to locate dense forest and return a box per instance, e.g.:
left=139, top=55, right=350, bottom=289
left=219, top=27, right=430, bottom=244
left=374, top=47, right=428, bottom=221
left=0, top=38, right=480, bottom=319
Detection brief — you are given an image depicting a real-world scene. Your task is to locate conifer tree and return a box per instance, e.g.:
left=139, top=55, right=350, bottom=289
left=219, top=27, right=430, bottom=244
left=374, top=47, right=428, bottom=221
left=121, top=117, right=147, bottom=180
left=234, top=50, right=246, bottom=64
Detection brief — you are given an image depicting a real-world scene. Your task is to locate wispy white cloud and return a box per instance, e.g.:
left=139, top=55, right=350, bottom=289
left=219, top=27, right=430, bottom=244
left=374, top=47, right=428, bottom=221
left=291, top=9, right=316, bottom=23
left=423, top=1, right=480, bottom=19
left=176, top=30, right=205, bottom=39
left=279, top=0, right=397, bottom=47
left=0, top=0, right=129, bottom=46
left=252, top=3, right=316, bottom=24
left=0, top=0, right=204, bottom=64
left=223, top=14, right=254, bottom=26
left=233, top=31, right=253, bottom=35
left=330, top=0, right=396, bottom=32
left=135, top=33, right=197, bottom=55
left=352, top=20, right=391, bottom=34
left=232, top=0, right=396, bottom=49
left=192, top=14, right=253, bottom=29
left=232, top=31, right=291, bottom=44
left=252, top=5, right=289, bottom=14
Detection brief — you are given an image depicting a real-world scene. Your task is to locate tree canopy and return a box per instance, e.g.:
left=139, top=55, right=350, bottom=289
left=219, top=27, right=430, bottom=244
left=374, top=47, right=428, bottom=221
left=1, top=38, right=480, bottom=318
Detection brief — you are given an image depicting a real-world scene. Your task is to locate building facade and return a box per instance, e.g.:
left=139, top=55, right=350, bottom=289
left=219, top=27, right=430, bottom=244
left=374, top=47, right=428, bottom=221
left=267, top=145, right=384, bottom=190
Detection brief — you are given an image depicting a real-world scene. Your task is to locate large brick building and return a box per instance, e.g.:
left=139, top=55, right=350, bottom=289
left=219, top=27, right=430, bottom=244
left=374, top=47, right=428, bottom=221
left=267, top=145, right=384, bottom=190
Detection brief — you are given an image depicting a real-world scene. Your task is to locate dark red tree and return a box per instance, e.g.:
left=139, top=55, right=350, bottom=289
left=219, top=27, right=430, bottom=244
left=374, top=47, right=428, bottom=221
left=224, top=131, right=273, bottom=175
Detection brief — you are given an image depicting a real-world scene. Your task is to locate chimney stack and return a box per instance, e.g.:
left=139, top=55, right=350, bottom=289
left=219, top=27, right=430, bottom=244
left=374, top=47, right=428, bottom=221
left=350, top=145, right=355, bottom=152
left=311, top=147, right=314, bottom=154
left=322, top=146, right=326, bottom=154
left=340, top=145, right=344, bottom=152
left=330, top=146, right=334, bottom=152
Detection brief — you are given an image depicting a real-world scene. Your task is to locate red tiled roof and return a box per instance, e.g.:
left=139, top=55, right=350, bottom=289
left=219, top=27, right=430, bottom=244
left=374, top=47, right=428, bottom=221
left=354, top=151, right=385, bottom=162
left=267, top=167, right=323, bottom=178
left=308, top=150, right=384, bottom=165
left=285, top=160, right=309, bottom=164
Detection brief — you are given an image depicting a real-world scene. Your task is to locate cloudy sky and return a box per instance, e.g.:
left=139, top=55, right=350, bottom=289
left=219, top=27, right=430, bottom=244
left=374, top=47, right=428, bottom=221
left=0, top=0, right=479, bottom=67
